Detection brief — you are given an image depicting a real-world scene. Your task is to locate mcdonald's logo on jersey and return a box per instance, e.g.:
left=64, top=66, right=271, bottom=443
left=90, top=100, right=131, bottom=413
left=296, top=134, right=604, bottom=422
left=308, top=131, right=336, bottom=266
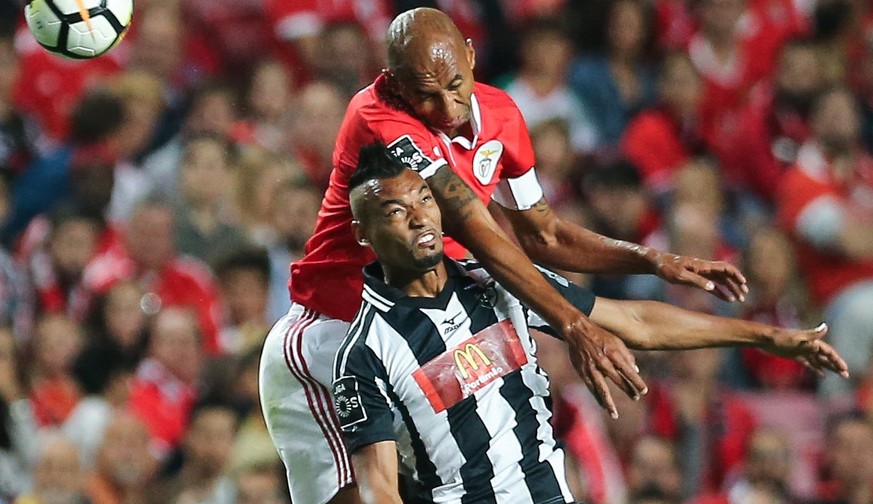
left=454, top=343, right=492, bottom=380
left=413, top=320, right=529, bottom=413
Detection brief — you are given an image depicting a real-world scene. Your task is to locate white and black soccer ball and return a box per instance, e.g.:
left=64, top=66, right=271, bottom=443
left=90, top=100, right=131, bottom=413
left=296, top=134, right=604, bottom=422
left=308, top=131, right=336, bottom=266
left=24, top=0, right=133, bottom=59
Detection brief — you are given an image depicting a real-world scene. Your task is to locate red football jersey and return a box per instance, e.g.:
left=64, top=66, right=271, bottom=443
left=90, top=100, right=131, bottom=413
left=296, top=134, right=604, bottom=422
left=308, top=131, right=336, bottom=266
left=290, top=75, right=538, bottom=321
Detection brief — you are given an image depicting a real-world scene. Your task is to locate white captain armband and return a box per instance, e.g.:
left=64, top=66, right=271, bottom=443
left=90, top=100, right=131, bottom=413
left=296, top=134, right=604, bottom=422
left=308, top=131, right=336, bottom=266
left=491, top=168, right=544, bottom=211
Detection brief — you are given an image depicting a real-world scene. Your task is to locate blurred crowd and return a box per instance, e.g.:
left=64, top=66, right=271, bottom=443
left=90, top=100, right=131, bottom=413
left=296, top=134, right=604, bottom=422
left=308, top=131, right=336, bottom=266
left=0, top=0, right=872, bottom=503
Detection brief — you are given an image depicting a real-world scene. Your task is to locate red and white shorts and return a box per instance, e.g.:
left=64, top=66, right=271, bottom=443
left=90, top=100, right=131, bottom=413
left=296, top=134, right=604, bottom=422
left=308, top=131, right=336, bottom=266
left=259, top=303, right=354, bottom=504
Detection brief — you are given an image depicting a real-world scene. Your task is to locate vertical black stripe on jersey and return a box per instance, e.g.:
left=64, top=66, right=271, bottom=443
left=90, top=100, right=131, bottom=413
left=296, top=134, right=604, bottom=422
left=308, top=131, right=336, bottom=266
left=447, top=396, right=497, bottom=504
left=383, top=375, right=444, bottom=495
left=382, top=306, right=448, bottom=365
left=499, top=371, right=565, bottom=503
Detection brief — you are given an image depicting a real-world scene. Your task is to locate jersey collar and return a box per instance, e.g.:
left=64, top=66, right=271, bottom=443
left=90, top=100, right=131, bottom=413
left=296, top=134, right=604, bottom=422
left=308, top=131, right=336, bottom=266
left=435, top=93, right=482, bottom=151
left=362, top=259, right=466, bottom=310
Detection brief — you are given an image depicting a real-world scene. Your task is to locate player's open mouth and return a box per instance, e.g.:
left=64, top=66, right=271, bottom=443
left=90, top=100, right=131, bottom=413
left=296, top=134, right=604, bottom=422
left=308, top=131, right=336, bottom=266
left=416, top=231, right=437, bottom=247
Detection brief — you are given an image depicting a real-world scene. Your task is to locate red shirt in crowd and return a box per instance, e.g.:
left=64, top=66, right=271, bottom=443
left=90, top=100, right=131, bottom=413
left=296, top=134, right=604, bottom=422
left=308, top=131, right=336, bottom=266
left=290, top=74, right=537, bottom=321
left=777, top=143, right=873, bottom=306
left=127, top=358, right=198, bottom=456
left=83, top=252, right=223, bottom=354
left=712, top=86, right=813, bottom=199
left=620, top=107, right=706, bottom=192
left=13, top=32, right=123, bottom=141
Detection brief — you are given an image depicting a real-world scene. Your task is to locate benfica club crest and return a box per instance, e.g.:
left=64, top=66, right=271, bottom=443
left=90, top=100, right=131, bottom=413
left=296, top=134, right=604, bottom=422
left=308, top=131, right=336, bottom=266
left=473, top=140, right=503, bottom=185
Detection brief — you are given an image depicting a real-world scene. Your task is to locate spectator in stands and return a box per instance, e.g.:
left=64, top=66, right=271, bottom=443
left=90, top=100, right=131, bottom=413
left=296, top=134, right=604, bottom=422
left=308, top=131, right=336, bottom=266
left=719, top=428, right=796, bottom=504
left=739, top=228, right=812, bottom=390
left=621, top=53, right=710, bottom=194
left=4, top=90, right=123, bottom=244
left=128, top=307, right=203, bottom=459
left=0, top=175, right=31, bottom=341
left=716, top=39, right=824, bottom=201
left=149, top=402, right=238, bottom=504
left=689, top=0, right=804, bottom=144
left=234, top=149, right=301, bottom=246
left=213, top=247, right=271, bottom=355
left=582, top=159, right=659, bottom=300
left=23, top=204, right=100, bottom=322
left=234, top=461, right=286, bottom=504
left=813, top=414, right=873, bottom=504
left=85, top=412, right=156, bottom=504
left=777, top=86, right=873, bottom=401
left=0, top=326, right=37, bottom=500
left=626, top=435, right=683, bottom=502
left=226, top=348, right=280, bottom=472
left=527, top=119, right=579, bottom=209
left=126, top=3, right=186, bottom=96
left=141, top=81, right=240, bottom=201
left=83, top=198, right=223, bottom=354
left=502, top=17, right=599, bottom=154
left=536, top=331, right=629, bottom=504
left=73, top=280, right=147, bottom=398
left=287, top=80, right=346, bottom=188
left=175, top=133, right=247, bottom=264
left=315, top=21, right=382, bottom=98
left=105, top=71, right=165, bottom=224
left=15, top=433, right=87, bottom=504
left=264, top=0, right=391, bottom=85
left=647, top=349, right=756, bottom=498
left=27, top=314, right=83, bottom=428
left=0, top=20, right=36, bottom=182
left=264, top=177, right=321, bottom=321
left=570, top=0, right=657, bottom=148
left=242, top=61, right=294, bottom=153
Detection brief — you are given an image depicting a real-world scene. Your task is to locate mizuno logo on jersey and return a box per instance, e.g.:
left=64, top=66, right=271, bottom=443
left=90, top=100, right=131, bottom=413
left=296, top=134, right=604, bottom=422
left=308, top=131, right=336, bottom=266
left=412, top=320, right=528, bottom=412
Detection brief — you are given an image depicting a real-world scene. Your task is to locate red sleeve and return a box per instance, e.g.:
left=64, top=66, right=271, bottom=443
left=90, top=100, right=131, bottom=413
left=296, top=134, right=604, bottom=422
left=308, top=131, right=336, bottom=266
left=363, top=113, right=447, bottom=179
left=502, top=104, right=536, bottom=179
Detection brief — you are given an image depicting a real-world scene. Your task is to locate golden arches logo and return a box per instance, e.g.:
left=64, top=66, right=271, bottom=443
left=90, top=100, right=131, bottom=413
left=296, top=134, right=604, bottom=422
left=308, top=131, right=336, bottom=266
left=453, top=344, right=492, bottom=379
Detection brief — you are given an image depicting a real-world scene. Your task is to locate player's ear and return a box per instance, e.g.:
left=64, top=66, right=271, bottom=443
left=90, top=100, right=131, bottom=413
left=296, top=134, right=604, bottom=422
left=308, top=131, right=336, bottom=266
left=465, top=38, right=476, bottom=71
left=352, top=220, right=370, bottom=247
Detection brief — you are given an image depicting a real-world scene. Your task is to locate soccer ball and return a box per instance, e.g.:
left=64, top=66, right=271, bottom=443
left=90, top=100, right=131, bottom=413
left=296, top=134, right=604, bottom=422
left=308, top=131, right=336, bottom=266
left=24, top=0, right=134, bottom=59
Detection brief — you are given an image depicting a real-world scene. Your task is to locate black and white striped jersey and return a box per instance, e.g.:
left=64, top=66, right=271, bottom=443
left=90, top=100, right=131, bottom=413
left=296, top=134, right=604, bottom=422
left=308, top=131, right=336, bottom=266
left=332, top=259, right=595, bottom=504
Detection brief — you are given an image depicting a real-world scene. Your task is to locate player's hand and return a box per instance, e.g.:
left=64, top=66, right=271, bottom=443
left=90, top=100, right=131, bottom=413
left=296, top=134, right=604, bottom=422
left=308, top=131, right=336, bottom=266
left=653, top=252, right=749, bottom=302
left=562, top=317, right=648, bottom=419
left=762, top=323, right=849, bottom=378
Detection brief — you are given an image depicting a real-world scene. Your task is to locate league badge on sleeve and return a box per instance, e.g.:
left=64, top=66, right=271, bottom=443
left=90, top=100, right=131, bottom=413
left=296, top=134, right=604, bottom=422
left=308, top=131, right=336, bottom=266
left=387, top=135, right=433, bottom=172
left=333, top=376, right=367, bottom=430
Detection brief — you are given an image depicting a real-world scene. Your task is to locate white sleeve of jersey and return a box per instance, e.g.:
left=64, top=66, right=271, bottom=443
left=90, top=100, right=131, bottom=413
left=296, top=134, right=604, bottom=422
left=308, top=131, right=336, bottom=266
left=491, top=168, right=544, bottom=211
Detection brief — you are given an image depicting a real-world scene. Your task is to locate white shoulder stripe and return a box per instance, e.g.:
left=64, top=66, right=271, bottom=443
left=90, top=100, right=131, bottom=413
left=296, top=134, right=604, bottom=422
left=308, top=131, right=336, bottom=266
left=336, top=304, right=374, bottom=377
left=363, top=284, right=393, bottom=312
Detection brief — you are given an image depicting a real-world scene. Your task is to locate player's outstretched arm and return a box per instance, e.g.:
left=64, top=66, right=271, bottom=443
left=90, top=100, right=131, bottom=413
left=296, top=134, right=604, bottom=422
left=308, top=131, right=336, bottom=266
left=589, top=298, right=849, bottom=378
left=500, top=198, right=749, bottom=302
left=427, top=166, right=646, bottom=418
left=351, top=441, right=403, bottom=504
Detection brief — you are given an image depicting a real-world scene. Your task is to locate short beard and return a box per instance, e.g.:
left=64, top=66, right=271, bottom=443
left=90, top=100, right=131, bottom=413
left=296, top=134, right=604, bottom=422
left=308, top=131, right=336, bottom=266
left=412, top=251, right=444, bottom=271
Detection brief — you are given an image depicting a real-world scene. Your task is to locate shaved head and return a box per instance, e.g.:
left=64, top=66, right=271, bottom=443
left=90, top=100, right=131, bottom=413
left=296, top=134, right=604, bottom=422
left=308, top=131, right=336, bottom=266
left=387, top=8, right=466, bottom=77
left=384, top=8, right=477, bottom=136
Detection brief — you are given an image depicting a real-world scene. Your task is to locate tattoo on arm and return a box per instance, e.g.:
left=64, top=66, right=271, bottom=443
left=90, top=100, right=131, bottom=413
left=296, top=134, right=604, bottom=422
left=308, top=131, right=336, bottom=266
left=428, top=166, right=479, bottom=223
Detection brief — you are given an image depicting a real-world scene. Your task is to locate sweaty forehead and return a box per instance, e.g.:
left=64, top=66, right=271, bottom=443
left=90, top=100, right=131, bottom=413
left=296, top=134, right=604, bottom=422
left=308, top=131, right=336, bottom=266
left=396, top=35, right=464, bottom=80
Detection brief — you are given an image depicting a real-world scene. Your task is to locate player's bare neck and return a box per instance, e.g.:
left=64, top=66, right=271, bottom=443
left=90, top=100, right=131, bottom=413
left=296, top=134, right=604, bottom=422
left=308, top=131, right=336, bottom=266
left=448, top=122, right=474, bottom=141
left=387, top=263, right=448, bottom=299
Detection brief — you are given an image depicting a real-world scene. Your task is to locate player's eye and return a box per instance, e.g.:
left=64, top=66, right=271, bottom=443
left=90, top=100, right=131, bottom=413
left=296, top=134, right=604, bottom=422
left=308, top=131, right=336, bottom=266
left=421, top=193, right=433, bottom=204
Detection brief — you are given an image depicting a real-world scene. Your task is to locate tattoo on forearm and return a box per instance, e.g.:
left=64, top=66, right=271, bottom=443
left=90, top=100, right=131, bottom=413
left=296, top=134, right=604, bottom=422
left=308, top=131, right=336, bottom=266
left=429, top=167, right=479, bottom=223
